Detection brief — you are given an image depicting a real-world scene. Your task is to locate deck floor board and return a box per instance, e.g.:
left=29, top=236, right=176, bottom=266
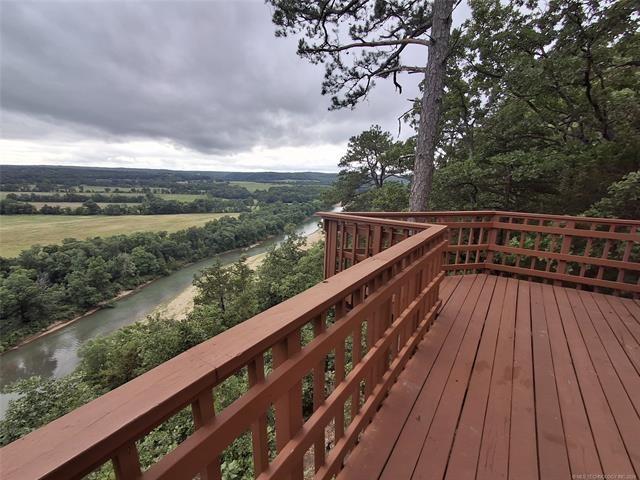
left=338, top=274, right=640, bottom=480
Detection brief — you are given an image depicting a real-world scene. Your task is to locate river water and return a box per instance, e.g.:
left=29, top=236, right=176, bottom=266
left=0, top=216, right=324, bottom=416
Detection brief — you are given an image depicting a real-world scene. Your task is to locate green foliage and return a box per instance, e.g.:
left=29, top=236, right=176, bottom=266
left=327, top=125, right=413, bottom=211
left=0, top=202, right=317, bottom=351
left=349, top=182, right=410, bottom=212
left=0, top=373, right=98, bottom=446
left=255, top=233, right=325, bottom=310
left=338, top=125, right=412, bottom=188
left=0, top=231, right=326, bottom=480
left=268, top=1, right=432, bottom=109
left=585, top=171, right=640, bottom=219
left=429, top=0, right=639, bottom=214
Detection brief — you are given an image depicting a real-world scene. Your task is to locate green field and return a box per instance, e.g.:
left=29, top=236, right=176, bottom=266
left=0, top=213, right=237, bottom=257
left=29, top=202, right=139, bottom=209
left=156, top=193, right=208, bottom=201
left=229, top=181, right=281, bottom=192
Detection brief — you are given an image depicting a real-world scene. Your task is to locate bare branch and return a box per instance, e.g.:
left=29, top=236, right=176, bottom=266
left=302, top=37, right=431, bottom=54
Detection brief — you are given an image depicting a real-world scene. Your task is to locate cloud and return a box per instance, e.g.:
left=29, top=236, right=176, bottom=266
left=0, top=0, right=469, bottom=171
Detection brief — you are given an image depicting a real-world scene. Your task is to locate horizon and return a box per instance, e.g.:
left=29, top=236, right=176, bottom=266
left=0, top=0, right=469, bottom=173
left=0, top=163, right=340, bottom=174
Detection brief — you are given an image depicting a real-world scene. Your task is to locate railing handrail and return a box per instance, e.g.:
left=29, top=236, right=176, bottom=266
left=341, top=210, right=640, bottom=226
left=316, top=211, right=439, bottom=230
left=321, top=210, right=639, bottom=296
left=0, top=219, right=447, bottom=480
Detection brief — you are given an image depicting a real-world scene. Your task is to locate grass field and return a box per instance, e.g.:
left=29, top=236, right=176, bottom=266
left=0, top=213, right=237, bottom=257
left=229, top=181, right=281, bottom=192
left=156, top=193, right=208, bottom=201
left=29, top=202, right=139, bottom=209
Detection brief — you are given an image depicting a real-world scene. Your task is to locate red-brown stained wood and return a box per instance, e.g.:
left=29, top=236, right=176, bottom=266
left=338, top=275, right=478, bottom=480
left=590, top=292, right=640, bottom=371
left=574, top=291, right=640, bottom=472
left=444, top=276, right=503, bottom=480
left=508, top=280, right=538, bottom=480
left=541, top=284, right=602, bottom=477
left=3, top=210, right=639, bottom=480
left=379, top=275, right=488, bottom=479
left=524, top=283, right=572, bottom=479
left=339, top=275, right=639, bottom=480
left=554, top=286, right=635, bottom=477
left=413, top=275, right=499, bottom=480
left=475, top=277, right=516, bottom=480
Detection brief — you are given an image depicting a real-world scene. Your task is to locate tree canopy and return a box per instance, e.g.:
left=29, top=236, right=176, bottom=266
left=428, top=0, right=639, bottom=216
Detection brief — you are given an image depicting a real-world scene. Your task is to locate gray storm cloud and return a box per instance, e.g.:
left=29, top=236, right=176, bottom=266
left=0, top=0, right=420, bottom=162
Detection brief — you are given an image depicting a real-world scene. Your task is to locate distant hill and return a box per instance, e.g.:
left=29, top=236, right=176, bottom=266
left=0, top=165, right=336, bottom=189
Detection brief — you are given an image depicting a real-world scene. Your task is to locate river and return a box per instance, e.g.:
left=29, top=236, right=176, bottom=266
left=0, top=215, right=325, bottom=416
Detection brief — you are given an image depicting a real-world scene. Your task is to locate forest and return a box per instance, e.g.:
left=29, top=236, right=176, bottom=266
left=1, top=0, right=638, bottom=476
left=0, top=165, right=335, bottom=191
left=0, top=183, right=328, bottom=215
left=282, top=0, right=639, bottom=218
left=0, top=202, right=318, bottom=351
left=0, top=234, right=326, bottom=478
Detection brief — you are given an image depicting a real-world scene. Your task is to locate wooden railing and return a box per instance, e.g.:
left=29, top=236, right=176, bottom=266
left=0, top=218, right=447, bottom=479
left=323, top=210, right=640, bottom=297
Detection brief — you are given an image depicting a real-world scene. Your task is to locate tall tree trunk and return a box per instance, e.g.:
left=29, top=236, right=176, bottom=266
left=409, top=0, right=455, bottom=211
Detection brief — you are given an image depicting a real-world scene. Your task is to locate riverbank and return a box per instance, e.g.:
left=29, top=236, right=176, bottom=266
left=3, top=229, right=304, bottom=353
left=3, top=280, right=159, bottom=353
left=153, top=228, right=324, bottom=320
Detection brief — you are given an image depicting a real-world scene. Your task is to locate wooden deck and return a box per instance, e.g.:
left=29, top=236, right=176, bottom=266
left=339, top=274, right=640, bottom=480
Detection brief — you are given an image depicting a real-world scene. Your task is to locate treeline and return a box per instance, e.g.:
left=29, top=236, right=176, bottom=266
left=5, top=192, right=147, bottom=203
left=0, top=165, right=335, bottom=191
left=0, top=196, right=251, bottom=216
left=0, top=202, right=318, bottom=351
left=0, top=235, right=325, bottom=478
left=1, top=185, right=328, bottom=216
left=323, top=1, right=639, bottom=219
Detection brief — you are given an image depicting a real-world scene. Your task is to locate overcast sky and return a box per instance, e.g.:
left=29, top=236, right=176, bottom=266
left=1, top=0, right=469, bottom=173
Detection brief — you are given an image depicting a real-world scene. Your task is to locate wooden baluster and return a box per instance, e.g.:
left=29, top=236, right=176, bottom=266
left=379, top=269, right=393, bottom=375
left=514, top=222, right=527, bottom=268
left=248, top=355, right=269, bottom=477
left=324, top=220, right=338, bottom=279
left=337, top=222, right=345, bottom=273
left=113, top=442, right=142, bottom=479
left=273, top=330, right=303, bottom=480
left=616, top=240, right=632, bottom=286
left=556, top=220, right=574, bottom=285
left=365, top=224, right=372, bottom=258
left=530, top=230, right=541, bottom=271
left=372, top=225, right=382, bottom=255
left=364, top=277, right=378, bottom=399
left=486, top=214, right=498, bottom=271
left=350, top=287, right=363, bottom=425
left=389, top=284, right=401, bottom=360
left=313, top=314, right=327, bottom=472
left=577, top=223, right=597, bottom=290
left=502, top=217, right=513, bottom=265
left=466, top=226, right=475, bottom=267
left=334, top=300, right=346, bottom=443
left=191, top=390, right=221, bottom=480
left=349, top=223, right=356, bottom=267
left=596, top=225, right=616, bottom=281
left=475, top=226, right=484, bottom=264
left=545, top=225, right=558, bottom=275
left=454, top=228, right=462, bottom=266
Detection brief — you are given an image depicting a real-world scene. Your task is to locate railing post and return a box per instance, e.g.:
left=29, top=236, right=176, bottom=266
left=273, top=331, right=303, bottom=480
left=113, top=442, right=142, bottom=479
left=248, top=355, right=269, bottom=477
left=324, top=219, right=338, bottom=279
left=485, top=214, right=499, bottom=273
